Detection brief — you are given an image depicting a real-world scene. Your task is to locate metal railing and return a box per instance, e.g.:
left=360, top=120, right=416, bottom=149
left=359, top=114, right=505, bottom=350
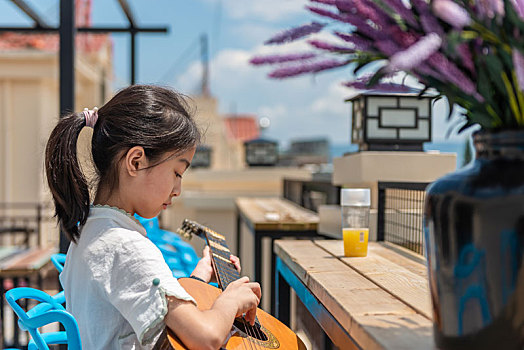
left=283, top=178, right=340, bottom=213
left=377, top=182, right=430, bottom=255
left=0, top=202, right=53, bottom=248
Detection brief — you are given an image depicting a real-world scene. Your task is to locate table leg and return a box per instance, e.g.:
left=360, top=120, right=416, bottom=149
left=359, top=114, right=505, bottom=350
left=275, top=257, right=291, bottom=326
left=13, top=277, right=19, bottom=348
left=236, top=210, right=241, bottom=257
left=254, top=231, right=262, bottom=284
left=0, top=277, right=4, bottom=348
left=270, top=238, right=276, bottom=315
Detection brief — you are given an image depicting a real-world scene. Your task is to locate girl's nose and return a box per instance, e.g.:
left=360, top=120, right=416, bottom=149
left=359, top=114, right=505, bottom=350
left=171, top=186, right=181, bottom=197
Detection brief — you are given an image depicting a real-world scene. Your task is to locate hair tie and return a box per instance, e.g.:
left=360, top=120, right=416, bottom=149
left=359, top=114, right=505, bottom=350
left=83, top=107, right=99, bottom=128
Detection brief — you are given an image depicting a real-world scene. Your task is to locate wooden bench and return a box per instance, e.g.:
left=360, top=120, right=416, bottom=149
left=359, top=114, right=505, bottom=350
left=235, top=197, right=324, bottom=313
left=0, top=246, right=57, bottom=348
left=274, top=239, right=435, bottom=349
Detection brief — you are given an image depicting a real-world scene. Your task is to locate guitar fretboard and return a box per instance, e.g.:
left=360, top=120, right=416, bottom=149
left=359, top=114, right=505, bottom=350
left=203, top=228, right=240, bottom=290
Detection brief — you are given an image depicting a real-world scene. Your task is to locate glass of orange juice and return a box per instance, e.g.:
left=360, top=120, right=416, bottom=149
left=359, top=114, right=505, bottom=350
left=341, top=188, right=370, bottom=257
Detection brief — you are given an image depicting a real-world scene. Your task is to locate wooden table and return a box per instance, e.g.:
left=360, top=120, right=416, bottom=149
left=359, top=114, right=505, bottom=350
left=0, top=246, right=57, bottom=349
left=275, top=239, right=435, bottom=349
left=235, top=197, right=323, bottom=313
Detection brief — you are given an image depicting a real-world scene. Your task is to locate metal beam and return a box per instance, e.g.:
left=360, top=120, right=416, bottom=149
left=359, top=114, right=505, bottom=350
left=131, top=32, right=136, bottom=84
left=59, top=0, right=75, bottom=254
left=117, top=0, right=136, bottom=28
left=9, top=0, right=49, bottom=28
left=0, top=26, right=167, bottom=33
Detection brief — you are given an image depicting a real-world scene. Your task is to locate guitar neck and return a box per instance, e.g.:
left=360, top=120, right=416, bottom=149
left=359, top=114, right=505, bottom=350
left=203, top=228, right=240, bottom=290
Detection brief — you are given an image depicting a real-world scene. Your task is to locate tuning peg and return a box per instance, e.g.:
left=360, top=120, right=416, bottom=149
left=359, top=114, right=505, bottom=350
left=176, top=228, right=192, bottom=241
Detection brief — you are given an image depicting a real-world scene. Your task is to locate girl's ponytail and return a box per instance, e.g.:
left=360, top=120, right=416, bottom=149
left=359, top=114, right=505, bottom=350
left=45, top=113, right=90, bottom=243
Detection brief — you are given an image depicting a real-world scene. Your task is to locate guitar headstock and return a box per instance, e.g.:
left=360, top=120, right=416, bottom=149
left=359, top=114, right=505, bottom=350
left=176, top=219, right=202, bottom=241
left=176, top=219, right=227, bottom=244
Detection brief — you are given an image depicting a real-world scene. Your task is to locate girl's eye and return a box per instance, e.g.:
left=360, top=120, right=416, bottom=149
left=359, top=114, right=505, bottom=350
left=175, top=172, right=183, bottom=179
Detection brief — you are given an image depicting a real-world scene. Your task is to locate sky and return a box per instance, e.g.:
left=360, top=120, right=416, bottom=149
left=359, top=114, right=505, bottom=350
left=0, top=0, right=471, bottom=149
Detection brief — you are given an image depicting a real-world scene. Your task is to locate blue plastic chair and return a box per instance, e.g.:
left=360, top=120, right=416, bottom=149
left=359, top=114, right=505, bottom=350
left=5, top=287, right=81, bottom=350
left=135, top=215, right=199, bottom=277
left=50, top=253, right=66, bottom=273
left=13, top=253, right=67, bottom=336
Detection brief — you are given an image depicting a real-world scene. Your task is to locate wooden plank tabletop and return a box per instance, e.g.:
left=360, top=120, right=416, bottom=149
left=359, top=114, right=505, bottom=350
left=0, top=246, right=22, bottom=263
left=0, top=247, right=56, bottom=276
left=235, top=197, right=318, bottom=231
left=274, top=240, right=435, bottom=349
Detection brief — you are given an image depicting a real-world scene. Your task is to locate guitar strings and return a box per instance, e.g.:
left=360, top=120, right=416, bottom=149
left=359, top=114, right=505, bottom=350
left=207, top=233, right=264, bottom=350
left=218, top=262, right=260, bottom=350
left=218, top=266, right=255, bottom=350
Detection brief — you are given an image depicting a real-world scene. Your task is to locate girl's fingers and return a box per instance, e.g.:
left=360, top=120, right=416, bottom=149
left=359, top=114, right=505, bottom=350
left=245, top=307, right=257, bottom=326
left=230, top=254, right=241, bottom=273
left=202, top=245, right=211, bottom=258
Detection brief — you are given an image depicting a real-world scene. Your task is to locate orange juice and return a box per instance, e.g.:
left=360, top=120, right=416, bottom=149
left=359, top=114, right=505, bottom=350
left=343, top=228, right=369, bottom=257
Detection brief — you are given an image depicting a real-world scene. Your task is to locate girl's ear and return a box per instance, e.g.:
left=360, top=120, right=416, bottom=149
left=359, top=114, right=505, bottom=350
left=125, top=146, right=147, bottom=176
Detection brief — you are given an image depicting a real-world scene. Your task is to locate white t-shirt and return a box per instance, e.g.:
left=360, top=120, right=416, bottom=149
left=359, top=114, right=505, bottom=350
left=60, top=205, right=196, bottom=349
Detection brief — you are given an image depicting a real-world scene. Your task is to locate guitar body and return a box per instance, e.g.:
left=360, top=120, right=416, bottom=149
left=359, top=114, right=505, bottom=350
left=156, top=277, right=305, bottom=350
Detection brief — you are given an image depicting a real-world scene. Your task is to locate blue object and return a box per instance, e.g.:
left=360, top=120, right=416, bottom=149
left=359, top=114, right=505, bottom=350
left=19, top=253, right=67, bottom=330
left=5, top=287, right=81, bottom=350
left=50, top=253, right=66, bottom=273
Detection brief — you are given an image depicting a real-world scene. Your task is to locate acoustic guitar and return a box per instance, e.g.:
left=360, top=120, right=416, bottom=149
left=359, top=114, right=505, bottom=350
left=154, top=219, right=305, bottom=350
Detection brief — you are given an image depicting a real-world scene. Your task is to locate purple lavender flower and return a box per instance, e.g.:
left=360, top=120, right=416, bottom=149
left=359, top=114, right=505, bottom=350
left=380, top=0, right=418, bottom=28
left=389, top=25, right=420, bottom=48
left=387, top=33, right=442, bottom=72
left=306, top=6, right=386, bottom=40
left=335, top=0, right=392, bottom=28
left=268, top=59, right=349, bottom=78
left=311, top=0, right=338, bottom=5
left=308, top=39, right=356, bottom=52
left=419, top=12, right=445, bottom=36
left=264, top=22, right=326, bottom=45
left=475, top=0, right=504, bottom=19
left=376, top=39, right=402, bottom=56
left=432, top=0, right=471, bottom=29
left=457, top=43, right=475, bottom=74
left=513, top=50, right=524, bottom=91
left=411, top=0, right=430, bottom=14
left=334, top=31, right=372, bottom=51
left=427, top=52, right=482, bottom=100
left=513, top=0, right=524, bottom=19
left=249, top=53, right=317, bottom=65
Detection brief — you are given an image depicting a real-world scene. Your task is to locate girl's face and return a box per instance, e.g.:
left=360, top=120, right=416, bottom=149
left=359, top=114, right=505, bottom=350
left=132, top=147, right=196, bottom=219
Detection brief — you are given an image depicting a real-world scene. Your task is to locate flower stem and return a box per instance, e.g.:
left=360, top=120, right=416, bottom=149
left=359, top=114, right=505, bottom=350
left=501, top=71, right=522, bottom=125
left=512, top=71, right=524, bottom=125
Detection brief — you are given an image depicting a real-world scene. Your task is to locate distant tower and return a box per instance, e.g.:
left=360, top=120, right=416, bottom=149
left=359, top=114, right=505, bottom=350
left=200, top=33, right=210, bottom=97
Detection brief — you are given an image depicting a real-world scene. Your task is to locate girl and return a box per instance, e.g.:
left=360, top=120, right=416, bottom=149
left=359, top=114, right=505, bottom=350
left=45, top=85, right=261, bottom=349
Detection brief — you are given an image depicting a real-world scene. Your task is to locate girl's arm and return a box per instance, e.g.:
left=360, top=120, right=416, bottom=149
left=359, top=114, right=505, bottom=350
left=164, top=276, right=261, bottom=350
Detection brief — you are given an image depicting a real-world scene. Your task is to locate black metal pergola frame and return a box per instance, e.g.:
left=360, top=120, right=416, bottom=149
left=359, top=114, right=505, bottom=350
left=1, top=0, right=169, bottom=253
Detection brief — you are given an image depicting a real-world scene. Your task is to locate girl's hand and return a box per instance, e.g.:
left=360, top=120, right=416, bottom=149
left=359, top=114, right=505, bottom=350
left=190, top=246, right=242, bottom=283
left=220, top=276, right=261, bottom=325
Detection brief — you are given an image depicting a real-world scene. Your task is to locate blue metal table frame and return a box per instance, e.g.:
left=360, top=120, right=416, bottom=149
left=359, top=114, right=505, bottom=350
left=275, top=256, right=359, bottom=349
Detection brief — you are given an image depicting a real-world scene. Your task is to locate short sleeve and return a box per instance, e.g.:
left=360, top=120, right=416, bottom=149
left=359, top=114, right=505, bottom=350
left=93, top=228, right=196, bottom=345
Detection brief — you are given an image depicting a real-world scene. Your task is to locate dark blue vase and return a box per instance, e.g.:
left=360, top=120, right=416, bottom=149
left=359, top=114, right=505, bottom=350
left=424, top=131, right=524, bottom=349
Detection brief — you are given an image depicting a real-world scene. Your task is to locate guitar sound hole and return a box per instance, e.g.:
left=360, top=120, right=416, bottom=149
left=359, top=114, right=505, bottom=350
left=233, top=319, right=268, bottom=341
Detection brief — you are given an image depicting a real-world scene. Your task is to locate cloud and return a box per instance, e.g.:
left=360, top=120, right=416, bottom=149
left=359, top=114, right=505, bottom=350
left=311, top=82, right=354, bottom=115
left=201, top=0, right=308, bottom=22
left=174, top=44, right=355, bottom=144
left=258, top=105, right=288, bottom=120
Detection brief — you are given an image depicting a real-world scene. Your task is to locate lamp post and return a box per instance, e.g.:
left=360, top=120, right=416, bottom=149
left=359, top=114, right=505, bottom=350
left=349, top=91, right=433, bottom=151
